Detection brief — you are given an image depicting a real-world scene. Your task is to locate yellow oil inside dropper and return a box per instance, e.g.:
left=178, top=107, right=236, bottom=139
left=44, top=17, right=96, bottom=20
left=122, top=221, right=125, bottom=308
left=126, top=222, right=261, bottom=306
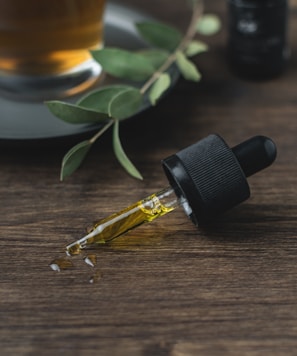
left=66, top=187, right=187, bottom=256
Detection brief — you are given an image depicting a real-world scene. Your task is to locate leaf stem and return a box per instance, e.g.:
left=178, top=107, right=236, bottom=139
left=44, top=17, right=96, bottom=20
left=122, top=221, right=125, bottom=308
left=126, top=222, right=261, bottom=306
left=89, top=119, right=115, bottom=144
left=139, top=0, right=204, bottom=95
left=179, top=0, right=205, bottom=52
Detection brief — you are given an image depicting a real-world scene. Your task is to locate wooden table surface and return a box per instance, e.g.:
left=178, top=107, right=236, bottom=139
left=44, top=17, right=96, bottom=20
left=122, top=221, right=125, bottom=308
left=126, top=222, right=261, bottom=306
left=1, top=0, right=297, bottom=355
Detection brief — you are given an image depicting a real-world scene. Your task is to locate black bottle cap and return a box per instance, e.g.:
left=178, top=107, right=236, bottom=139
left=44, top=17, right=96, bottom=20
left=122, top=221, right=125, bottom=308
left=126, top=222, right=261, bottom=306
left=162, top=134, right=277, bottom=226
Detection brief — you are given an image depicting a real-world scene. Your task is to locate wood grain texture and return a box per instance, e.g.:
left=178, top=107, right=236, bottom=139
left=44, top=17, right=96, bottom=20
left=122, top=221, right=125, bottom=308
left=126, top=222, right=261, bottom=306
left=1, top=0, right=297, bottom=355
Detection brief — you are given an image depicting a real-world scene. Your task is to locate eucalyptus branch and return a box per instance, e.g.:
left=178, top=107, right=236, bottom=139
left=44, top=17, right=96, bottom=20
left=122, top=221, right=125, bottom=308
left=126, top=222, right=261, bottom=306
left=46, top=0, right=221, bottom=181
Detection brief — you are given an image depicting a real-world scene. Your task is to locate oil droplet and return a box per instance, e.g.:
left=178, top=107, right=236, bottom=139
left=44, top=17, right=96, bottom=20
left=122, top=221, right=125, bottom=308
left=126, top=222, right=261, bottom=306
left=84, top=254, right=97, bottom=267
left=50, top=258, right=74, bottom=272
left=89, top=270, right=102, bottom=284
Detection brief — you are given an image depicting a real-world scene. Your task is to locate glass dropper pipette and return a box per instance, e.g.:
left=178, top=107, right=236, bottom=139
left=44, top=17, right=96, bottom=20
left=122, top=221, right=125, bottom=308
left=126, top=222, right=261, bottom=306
left=66, top=134, right=277, bottom=256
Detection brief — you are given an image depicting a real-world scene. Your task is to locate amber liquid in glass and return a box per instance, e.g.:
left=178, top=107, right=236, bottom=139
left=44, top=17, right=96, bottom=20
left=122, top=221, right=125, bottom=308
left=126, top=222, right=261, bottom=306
left=0, top=0, right=105, bottom=75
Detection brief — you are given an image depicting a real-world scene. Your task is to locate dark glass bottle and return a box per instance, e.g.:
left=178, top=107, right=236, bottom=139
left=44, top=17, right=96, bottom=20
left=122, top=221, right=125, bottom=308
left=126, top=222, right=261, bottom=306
left=227, top=0, right=288, bottom=79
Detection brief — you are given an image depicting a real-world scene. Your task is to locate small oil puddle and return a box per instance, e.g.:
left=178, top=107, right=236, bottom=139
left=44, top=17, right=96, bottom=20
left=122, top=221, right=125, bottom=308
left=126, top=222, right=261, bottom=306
left=89, top=270, right=102, bottom=284
left=50, top=257, right=74, bottom=272
left=84, top=254, right=97, bottom=267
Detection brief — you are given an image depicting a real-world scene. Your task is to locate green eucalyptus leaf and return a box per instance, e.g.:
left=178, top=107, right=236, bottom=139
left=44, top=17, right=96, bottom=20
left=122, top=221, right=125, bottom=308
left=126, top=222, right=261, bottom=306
left=196, top=14, right=221, bottom=36
left=91, top=48, right=155, bottom=81
left=185, top=40, right=208, bottom=57
left=137, top=49, right=169, bottom=69
left=77, top=85, right=136, bottom=113
left=60, top=140, right=92, bottom=181
left=149, top=73, right=171, bottom=106
left=46, top=101, right=109, bottom=124
left=108, top=88, right=143, bottom=120
left=113, top=120, right=143, bottom=180
left=176, top=51, right=201, bottom=82
left=136, top=21, right=182, bottom=52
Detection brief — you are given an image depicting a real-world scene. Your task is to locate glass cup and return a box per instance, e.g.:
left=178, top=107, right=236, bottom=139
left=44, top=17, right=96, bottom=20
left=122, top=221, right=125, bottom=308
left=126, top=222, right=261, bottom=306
left=0, top=0, right=106, bottom=100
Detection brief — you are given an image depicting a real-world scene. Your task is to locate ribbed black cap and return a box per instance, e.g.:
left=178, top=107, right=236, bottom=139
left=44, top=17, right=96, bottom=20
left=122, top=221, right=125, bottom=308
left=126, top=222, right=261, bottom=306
left=162, top=134, right=276, bottom=226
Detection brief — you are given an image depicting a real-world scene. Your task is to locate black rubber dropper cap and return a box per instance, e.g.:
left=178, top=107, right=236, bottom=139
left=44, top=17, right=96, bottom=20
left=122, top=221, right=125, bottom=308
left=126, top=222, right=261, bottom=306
left=162, top=134, right=277, bottom=226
